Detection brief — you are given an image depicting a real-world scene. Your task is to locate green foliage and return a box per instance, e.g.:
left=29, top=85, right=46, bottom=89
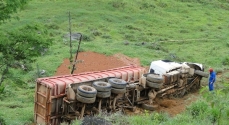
left=0, top=0, right=229, bottom=124
left=187, top=100, right=209, bottom=118
left=0, top=116, right=6, bottom=125
left=82, top=34, right=93, bottom=41
left=222, top=57, right=229, bottom=66
left=0, top=23, right=53, bottom=86
left=99, top=111, right=130, bottom=125
left=0, top=0, right=30, bottom=23
left=0, top=24, right=52, bottom=62
left=208, top=107, right=221, bottom=124
left=110, top=0, right=126, bottom=9
left=151, top=112, right=169, bottom=124
left=0, top=84, right=5, bottom=93
left=128, top=113, right=152, bottom=125
left=226, top=42, right=229, bottom=47
left=199, top=83, right=229, bottom=125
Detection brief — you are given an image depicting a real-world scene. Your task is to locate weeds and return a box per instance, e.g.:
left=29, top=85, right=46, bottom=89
left=0, top=0, right=229, bottom=124
left=82, top=34, right=93, bottom=41
left=222, top=57, right=229, bottom=66
left=151, top=112, right=169, bottom=124
left=187, top=100, right=209, bottom=118
left=0, top=116, right=6, bottom=125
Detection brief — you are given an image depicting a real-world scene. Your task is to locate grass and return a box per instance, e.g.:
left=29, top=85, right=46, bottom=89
left=0, top=0, right=229, bottom=124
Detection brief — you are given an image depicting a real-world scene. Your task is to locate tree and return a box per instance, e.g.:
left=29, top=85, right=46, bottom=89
left=0, top=0, right=30, bottom=23
left=0, top=0, right=53, bottom=88
left=0, top=24, right=53, bottom=86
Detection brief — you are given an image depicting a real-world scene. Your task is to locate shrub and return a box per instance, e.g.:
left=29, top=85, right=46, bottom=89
left=187, top=100, right=209, bottom=118
left=208, top=107, right=221, bottom=124
left=82, top=34, right=93, bottom=41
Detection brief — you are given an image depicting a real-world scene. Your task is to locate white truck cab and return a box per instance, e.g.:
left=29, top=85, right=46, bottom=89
left=148, top=60, right=204, bottom=76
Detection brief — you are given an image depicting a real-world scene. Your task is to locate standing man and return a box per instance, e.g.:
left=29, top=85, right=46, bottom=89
left=209, top=68, right=216, bottom=91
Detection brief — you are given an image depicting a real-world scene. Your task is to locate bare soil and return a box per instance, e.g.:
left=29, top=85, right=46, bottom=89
left=55, top=51, right=141, bottom=76
left=55, top=51, right=198, bottom=116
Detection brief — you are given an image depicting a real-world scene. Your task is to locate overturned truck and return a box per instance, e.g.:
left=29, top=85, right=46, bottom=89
left=34, top=60, right=208, bottom=124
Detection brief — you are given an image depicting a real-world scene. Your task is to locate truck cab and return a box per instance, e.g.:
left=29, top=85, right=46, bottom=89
left=149, top=60, right=204, bottom=76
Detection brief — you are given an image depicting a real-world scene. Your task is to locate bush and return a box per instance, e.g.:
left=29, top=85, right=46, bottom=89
left=208, top=107, right=221, bottom=124
left=82, top=34, right=93, bottom=41
left=187, top=100, right=209, bottom=118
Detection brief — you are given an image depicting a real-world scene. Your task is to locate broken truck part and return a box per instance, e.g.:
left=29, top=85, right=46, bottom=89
left=34, top=60, right=208, bottom=125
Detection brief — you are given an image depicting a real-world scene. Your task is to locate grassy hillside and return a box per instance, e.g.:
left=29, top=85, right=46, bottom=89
left=0, top=0, right=229, bottom=124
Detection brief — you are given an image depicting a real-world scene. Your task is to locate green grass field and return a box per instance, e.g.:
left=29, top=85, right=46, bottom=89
left=0, top=0, right=229, bottom=124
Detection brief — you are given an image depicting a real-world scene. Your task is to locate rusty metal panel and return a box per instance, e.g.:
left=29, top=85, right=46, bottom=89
left=35, top=65, right=144, bottom=125
left=34, top=83, right=50, bottom=124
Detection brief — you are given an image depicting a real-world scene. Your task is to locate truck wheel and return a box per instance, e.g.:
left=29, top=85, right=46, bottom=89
left=194, top=70, right=209, bottom=78
left=141, top=103, right=158, bottom=111
left=97, top=91, right=111, bottom=98
left=108, top=78, right=127, bottom=89
left=93, top=81, right=112, bottom=92
left=111, top=87, right=126, bottom=94
left=146, top=74, right=163, bottom=83
left=76, top=93, right=96, bottom=103
left=77, top=85, right=97, bottom=98
left=146, top=80, right=163, bottom=89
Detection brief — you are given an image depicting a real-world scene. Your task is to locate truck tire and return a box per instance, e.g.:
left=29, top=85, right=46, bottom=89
left=77, top=85, right=97, bottom=98
left=146, top=74, right=163, bottom=83
left=76, top=93, right=96, bottom=103
left=194, top=70, right=209, bottom=78
left=108, top=78, right=127, bottom=89
left=141, top=103, right=158, bottom=111
left=111, top=88, right=126, bottom=94
left=93, top=81, right=111, bottom=92
left=146, top=80, right=163, bottom=89
left=97, top=91, right=111, bottom=98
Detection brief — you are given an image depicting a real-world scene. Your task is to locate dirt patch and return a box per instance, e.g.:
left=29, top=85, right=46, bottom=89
left=55, top=51, right=141, bottom=76
left=156, top=92, right=199, bottom=116
left=55, top=51, right=198, bottom=116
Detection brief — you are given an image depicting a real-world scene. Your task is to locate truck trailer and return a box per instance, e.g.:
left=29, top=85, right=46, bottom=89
left=34, top=60, right=208, bottom=124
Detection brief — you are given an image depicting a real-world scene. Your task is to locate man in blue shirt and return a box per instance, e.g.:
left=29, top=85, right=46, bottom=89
left=209, top=68, right=216, bottom=91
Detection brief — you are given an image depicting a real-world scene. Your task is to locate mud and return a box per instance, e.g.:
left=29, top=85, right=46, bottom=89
left=55, top=51, right=198, bottom=116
